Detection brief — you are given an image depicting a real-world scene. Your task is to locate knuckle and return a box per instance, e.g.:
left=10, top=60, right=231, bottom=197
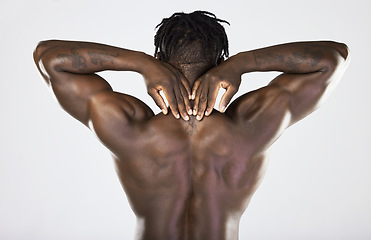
left=180, top=87, right=188, bottom=94
left=207, top=95, right=214, bottom=101
left=205, top=73, right=219, bottom=82
left=200, top=96, right=207, bottom=103
left=204, top=72, right=213, bottom=79
left=195, top=88, right=202, bottom=95
left=176, top=96, right=183, bottom=103
left=169, top=99, right=177, bottom=105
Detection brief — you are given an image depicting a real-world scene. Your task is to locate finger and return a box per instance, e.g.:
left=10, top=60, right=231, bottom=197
left=163, top=89, right=180, bottom=119
left=180, top=77, right=192, bottom=100
left=219, top=86, right=238, bottom=112
left=148, top=89, right=168, bottom=115
left=192, top=81, right=203, bottom=116
left=180, top=84, right=193, bottom=116
left=191, top=78, right=202, bottom=100
left=175, top=86, right=190, bottom=121
left=196, top=87, right=209, bottom=121
left=204, top=84, right=220, bottom=116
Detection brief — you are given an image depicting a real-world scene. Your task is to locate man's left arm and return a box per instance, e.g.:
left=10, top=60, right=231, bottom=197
left=191, top=41, right=350, bottom=122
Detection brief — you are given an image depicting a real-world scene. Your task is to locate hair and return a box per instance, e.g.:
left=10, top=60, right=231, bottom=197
left=154, top=11, right=229, bottom=65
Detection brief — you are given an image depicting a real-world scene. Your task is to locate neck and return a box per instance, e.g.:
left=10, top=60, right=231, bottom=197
left=171, top=62, right=215, bottom=86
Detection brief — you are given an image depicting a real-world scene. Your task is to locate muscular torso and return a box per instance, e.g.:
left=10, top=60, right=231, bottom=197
left=35, top=39, right=346, bottom=240
left=111, top=107, right=274, bottom=240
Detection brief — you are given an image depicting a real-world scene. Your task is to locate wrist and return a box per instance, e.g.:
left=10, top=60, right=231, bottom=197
left=229, top=51, right=255, bottom=75
left=112, top=50, right=149, bottom=73
left=133, top=52, right=157, bottom=74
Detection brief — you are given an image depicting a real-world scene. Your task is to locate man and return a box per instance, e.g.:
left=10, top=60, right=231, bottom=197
left=33, top=11, right=349, bottom=240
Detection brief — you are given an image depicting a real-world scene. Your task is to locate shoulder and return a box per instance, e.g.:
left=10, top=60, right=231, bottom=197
left=88, top=90, right=154, bottom=153
left=226, top=85, right=290, bottom=122
left=89, top=90, right=154, bottom=123
left=225, top=86, right=292, bottom=150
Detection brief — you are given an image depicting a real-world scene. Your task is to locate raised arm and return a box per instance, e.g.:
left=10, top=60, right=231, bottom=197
left=192, top=41, right=350, bottom=123
left=33, top=40, right=192, bottom=124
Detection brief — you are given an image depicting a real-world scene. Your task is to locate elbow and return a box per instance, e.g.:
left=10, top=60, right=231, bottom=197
left=321, top=42, right=350, bottom=74
left=336, top=42, right=350, bottom=61
left=33, top=42, right=44, bottom=65
left=33, top=40, right=61, bottom=66
left=33, top=40, right=59, bottom=84
left=332, top=42, right=350, bottom=65
left=33, top=41, right=52, bottom=71
left=33, top=40, right=51, bottom=62
left=335, top=42, right=350, bottom=72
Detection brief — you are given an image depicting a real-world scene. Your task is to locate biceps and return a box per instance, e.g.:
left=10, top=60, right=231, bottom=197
left=50, top=72, right=112, bottom=126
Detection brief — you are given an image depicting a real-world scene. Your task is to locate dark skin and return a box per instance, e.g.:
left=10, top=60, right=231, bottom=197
left=34, top=40, right=349, bottom=240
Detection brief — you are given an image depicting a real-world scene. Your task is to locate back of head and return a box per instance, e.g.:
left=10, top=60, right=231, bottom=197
left=154, top=11, right=230, bottom=68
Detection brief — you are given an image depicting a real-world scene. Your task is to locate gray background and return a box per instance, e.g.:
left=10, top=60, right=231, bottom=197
left=1, top=0, right=370, bottom=239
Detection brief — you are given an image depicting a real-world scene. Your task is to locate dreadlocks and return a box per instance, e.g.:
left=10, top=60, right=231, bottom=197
left=154, top=11, right=229, bottom=65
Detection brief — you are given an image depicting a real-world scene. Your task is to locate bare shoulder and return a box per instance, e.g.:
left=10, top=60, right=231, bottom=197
left=225, top=85, right=291, bottom=149
left=89, top=91, right=154, bottom=121
left=226, top=85, right=290, bottom=122
left=88, top=90, right=154, bottom=154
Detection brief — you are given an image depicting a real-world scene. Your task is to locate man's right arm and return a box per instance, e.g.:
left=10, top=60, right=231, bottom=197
left=33, top=40, right=192, bottom=122
left=192, top=41, right=350, bottom=125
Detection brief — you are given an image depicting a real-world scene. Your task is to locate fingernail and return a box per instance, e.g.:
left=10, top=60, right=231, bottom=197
left=176, top=114, right=180, bottom=119
left=184, top=115, right=189, bottom=121
left=196, top=115, right=201, bottom=120
left=189, top=95, right=192, bottom=100
left=162, top=109, right=167, bottom=115
left=188, top=109, right=193, bottom=115
left=193, top=109, right=197, bottom=115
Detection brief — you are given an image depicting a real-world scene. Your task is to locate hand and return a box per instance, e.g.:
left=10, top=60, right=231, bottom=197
left=142, top=58, right=192, bottom=120
left=191, top=58, right=242, bottom=120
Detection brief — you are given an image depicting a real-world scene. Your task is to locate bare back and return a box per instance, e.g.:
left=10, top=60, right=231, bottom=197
left=89, top=86, right=290, bottom=240
left=34, top=39, right=348, bottom=240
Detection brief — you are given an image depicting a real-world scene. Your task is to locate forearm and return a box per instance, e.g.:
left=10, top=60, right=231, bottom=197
left=34, top=40, right=151, bottom=77
left=231, top=41, right=348, bottom=75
